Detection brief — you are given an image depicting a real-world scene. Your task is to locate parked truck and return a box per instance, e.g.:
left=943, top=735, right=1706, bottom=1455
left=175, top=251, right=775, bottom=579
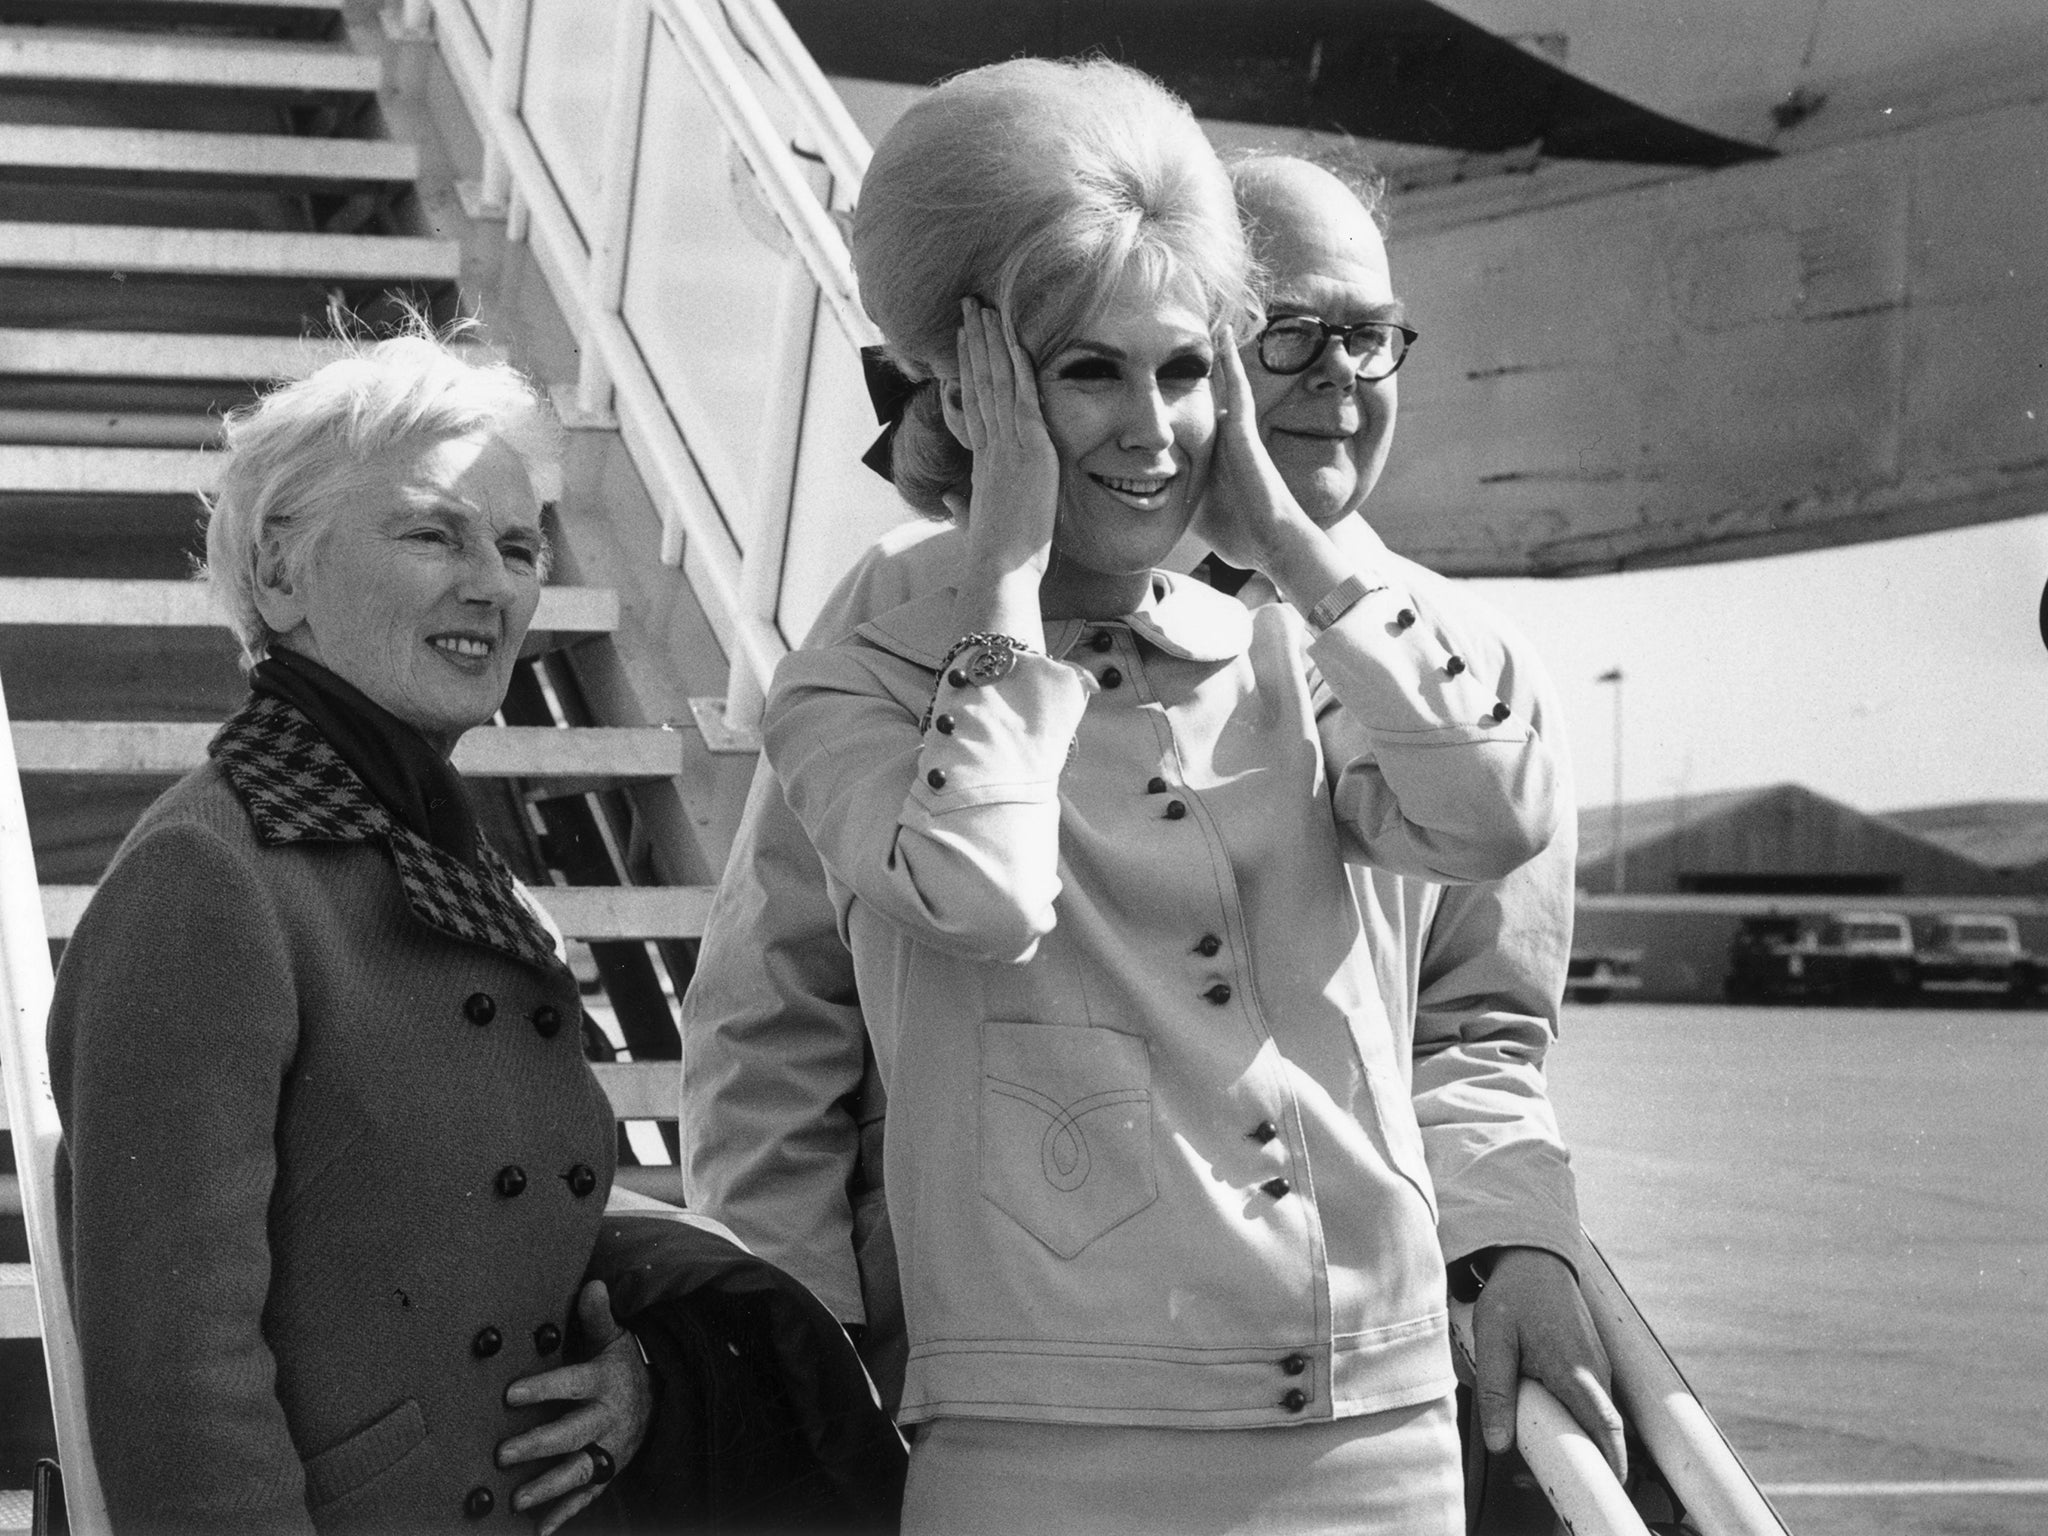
left=1724, top=911, right=1920, bottom=1004
left=1914, top=913, right=2027, bottom=1005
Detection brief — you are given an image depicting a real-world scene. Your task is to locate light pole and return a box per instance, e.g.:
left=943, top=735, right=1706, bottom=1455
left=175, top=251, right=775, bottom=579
left=1596, top=667, right=1625, bottom=894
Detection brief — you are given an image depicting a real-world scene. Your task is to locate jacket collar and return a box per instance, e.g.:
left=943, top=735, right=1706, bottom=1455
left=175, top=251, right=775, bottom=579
left=854, top=569, right=1253, bottom=670
left=210, top=693, right=567, bottom=978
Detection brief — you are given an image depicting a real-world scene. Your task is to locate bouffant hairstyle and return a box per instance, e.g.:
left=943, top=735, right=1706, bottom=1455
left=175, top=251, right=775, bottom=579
left=850, top=57, right=1255, bottom=517
left=203, top=320, right=563, bottom=665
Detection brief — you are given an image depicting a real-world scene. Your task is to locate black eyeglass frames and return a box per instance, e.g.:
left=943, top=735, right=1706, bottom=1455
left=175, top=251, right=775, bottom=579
left=1255, top=316, right=1419, bottom=380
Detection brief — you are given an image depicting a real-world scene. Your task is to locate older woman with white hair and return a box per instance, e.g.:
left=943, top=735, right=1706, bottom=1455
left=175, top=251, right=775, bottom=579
left=46, top=329, right=905, bottom=1534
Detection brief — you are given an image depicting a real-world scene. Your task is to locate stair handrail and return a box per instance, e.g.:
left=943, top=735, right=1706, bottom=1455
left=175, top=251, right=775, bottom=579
left=710, top=0, right=871, bottom=190
left=1580, top=1235, right=1790, bottom=1535
left=0, top=670, right=111, bottom=1535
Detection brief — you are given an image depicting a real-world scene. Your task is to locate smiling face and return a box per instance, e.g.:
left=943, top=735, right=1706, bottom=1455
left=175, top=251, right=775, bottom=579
left=1033, top=275, right=1217, bottom=610
left=1237, top=162, right=1401, bottom=527
left=256, top=431, right=544, bottom=755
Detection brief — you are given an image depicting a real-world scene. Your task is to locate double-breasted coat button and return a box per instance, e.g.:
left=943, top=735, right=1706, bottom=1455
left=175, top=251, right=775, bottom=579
left=463, top=992, right=496, bottom=1026
left=1090, top=631, right=1115, bottom=653
left=567, top=1164, right=598, bottom=1198
left=473, top=1326, right=503, bottom=1358
left=1147, top=776, right=1168, bottom=794
left=934, top=713, right=956, bottom=735
left=1099, top=667, right=1123, bottom=689
left=1395, top=608, right=1417, bottom=630
left=926, top=768, right=947, bottom=790
left=1281, top=1353, right=1308, bottom=1376
left=1204, top=983, right=1232, bottom=1005
left=534, top=1322, right=563, bottom=1354
left=1165, top=800, right=1188, bottom=820
left=464, top=1487, right=495, bottom=1518
left=1249, top=1120, right=1278, bottom=1144
left=1262, top=1177, right=1292, bottom=1200
left=947, top=667, right=970, bottom=688
left=532, top=1005, right=562, bottom=1039
left=495, top=1165, right=527, bottom=1198
left=1281, top=1388, right=1308, bottom=1413
left=1444, top=655, right=1467, bottom=677
left=1196, top=933, right=1222, bottom=957
left=1491, top=701, right=1512, bottom=722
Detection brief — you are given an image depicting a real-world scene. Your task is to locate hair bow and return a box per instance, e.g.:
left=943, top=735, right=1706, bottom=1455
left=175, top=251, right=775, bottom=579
left=860, top=345, right=920, bottom=482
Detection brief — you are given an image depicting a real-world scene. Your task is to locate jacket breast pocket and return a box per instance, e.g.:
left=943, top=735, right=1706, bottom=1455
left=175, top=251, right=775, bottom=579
left=980, top=1021, right=1156, bottom=1259
left=302, top=1397, right=429, bottom=1517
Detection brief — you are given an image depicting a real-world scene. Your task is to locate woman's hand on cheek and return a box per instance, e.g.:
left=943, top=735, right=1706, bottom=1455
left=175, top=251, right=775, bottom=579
left=956, top=299, right=1058, bottom=592
left=1194, top=328, right=1314, bottom=576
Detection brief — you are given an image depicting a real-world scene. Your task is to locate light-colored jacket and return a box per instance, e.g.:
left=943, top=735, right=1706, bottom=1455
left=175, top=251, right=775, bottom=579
left=758, top=537, right=1558, bottom=1428
left=681, top=520, right=1584, bottom=1341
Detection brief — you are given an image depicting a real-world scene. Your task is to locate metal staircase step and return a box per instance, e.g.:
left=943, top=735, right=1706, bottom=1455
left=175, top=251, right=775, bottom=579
left=0, top=328, right=500, bottom=382
left=0, top=26, right=378, bottom=94
left=0, top=577, right=618, bottom=634
left=42, top=881, right=715, bottom=941
left=0, top=577, right=619, bottom=635
left=12, top=721, right=681, bottom=778
left=0, top=124, right=419, bottom=186
left=0, top=1264, right=35, bottom=1341
left=0, top=443, right=213, bottom=494
left=0, top=222, right=461, bottom=282
left=0, top=408, right=221, bottom=446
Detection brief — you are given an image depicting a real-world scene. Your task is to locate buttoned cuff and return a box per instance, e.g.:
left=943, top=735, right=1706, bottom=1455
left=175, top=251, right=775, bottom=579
left=1309, top=580, right=1529, bottom=743
left=905, top=650, right=1093, bottom=823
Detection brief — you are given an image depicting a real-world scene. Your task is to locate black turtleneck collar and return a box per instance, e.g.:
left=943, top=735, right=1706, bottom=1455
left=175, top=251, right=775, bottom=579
left=250, top=647, right=482, bottom=868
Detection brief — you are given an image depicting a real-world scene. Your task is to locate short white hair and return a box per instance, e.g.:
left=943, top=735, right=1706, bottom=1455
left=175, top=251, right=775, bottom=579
left=202, top=323, right=563, bottom=665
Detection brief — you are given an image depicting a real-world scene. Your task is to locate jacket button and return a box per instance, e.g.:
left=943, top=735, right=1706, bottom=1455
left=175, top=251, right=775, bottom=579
left=495, top=1165, right=527, bottom=1198
left=1099, top=666, right=1122, bottom=689
left=472, top=1326, right=503, bottom=1358
left=1091, top=630, right=1114, bottom=652
left=1146, top=776, right=1168, bottom=794
left=464, top=1487, right=495, bottom=1519
left=567, top=1164, right=598, bottom=1198
left=1196, top=933, right=1221, bottom=957
left=1262, top=1177, right=1292, bottom=1200
left=1204, top=983, right=1232, bottom=1006
left=532, top=1004, right=562, bottom=1039
left=1281, top=1352, right=1308, bottom=1376
left=926, top=767, right=947, bottom=790
left=1491, top=701, right=1512, bottom=722
left=1444, top=654, right=1467, bottom=676
left=934, top=713, right=956, bottom=735
left=1395, top=608, right=1416, bottom=630
left=1249, top=1120, right=1278, bottom=1144
left=1165, top=800, right=1187, bottom=820
left=1281, top=1388, right=1308, bottom=1413
left=463, top=991, right=496, bottom=1026
left=534, top=1321, right=563, bottom=1355
left=947, top=667, right=970, bottom=688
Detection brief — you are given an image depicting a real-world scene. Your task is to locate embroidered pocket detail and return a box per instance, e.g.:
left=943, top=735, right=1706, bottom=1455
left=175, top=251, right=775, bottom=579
left=980, top=1021, right=1156, bottom=1258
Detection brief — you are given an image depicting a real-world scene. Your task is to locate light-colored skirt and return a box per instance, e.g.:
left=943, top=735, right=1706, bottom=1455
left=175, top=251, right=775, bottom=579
left=900, top=1395, right=1463, bottom=1536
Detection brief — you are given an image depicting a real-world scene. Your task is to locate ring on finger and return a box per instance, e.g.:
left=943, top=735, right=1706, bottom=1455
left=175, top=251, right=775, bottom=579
left=584, top=1444, right=615, bottom=1485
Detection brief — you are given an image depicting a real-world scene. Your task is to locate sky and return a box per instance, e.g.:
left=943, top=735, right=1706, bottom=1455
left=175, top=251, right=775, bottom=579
left=1465, top=511, right=2048, bottom=815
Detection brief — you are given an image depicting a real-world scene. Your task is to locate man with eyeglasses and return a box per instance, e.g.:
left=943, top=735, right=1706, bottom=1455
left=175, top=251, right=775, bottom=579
left=681, top=151, right=1620, bottom=1479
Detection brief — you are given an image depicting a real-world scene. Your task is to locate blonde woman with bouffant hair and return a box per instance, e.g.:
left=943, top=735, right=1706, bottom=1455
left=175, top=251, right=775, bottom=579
left=755, top=54, right=1563, bottom=1535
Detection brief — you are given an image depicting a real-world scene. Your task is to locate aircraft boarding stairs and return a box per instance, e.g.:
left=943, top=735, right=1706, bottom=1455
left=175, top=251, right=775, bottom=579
left=0, top=2, right=1787, bottom=1532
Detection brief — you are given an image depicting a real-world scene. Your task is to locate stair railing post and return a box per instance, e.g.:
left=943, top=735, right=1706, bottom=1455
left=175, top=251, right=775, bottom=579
left=0, top=669, right=111, bottom=1535
left=460, top=0, right=532, bottom=220
left=561, top=0, right=654, bottom=429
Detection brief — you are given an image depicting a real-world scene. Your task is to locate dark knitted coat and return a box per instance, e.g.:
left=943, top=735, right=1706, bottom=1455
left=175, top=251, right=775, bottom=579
left=48, top=694, right=616, bottom=1534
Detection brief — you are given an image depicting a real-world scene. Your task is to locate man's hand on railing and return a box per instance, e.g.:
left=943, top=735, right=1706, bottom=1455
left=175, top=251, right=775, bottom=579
left=1473, top=1245, right=1629, bottom=1480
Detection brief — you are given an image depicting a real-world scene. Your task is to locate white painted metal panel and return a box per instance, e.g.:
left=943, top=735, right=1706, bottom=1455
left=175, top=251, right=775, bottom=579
left=0, top=444, right=214, bottom=494
left=0, top=222, right=460, bottom=281
left=592, top=1061, right=678, bottom=1121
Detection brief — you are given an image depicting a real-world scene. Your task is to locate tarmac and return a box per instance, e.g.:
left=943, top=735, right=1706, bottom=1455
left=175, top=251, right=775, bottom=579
left=1550, top=1001, right=2048, bottom=1536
